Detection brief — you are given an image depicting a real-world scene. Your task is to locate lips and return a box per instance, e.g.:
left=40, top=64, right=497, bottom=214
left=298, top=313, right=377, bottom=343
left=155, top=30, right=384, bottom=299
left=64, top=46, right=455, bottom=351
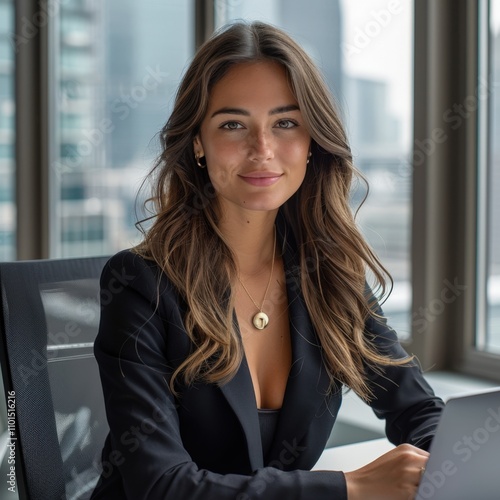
left=238, top=171, right=283, bottom=187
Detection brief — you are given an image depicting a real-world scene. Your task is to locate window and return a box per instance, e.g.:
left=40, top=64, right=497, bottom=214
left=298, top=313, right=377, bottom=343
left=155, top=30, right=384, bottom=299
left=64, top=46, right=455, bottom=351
left=51, top=0, right=194, bottom=257
left=215, top=0, right=414, bottom=338
left=487, top=0, right=500, bottom=352
left=0, top=0, right=15, bottom=261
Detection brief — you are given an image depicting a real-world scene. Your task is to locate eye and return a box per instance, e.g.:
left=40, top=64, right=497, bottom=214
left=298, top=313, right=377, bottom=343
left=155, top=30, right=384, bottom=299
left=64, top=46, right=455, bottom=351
left=275, top=119, right=298, bottom=129
left=221, top=121, right=244, bottom=130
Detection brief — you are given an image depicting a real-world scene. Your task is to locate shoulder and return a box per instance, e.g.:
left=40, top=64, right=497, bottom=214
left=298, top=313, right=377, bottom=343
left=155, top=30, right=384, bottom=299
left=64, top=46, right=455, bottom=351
left=100, top=249, right=178, bottom=303
left=102, top=248, right=159, bottom=279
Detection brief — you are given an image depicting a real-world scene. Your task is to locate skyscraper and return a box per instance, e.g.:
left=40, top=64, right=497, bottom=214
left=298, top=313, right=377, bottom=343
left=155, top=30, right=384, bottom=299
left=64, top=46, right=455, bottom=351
left=279, top=0, right=343, bottom=101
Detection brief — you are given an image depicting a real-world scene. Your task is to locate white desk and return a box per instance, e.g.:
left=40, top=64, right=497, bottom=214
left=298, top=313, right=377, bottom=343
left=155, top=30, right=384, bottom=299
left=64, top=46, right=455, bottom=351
left=313, top=438, right=394, bottom=471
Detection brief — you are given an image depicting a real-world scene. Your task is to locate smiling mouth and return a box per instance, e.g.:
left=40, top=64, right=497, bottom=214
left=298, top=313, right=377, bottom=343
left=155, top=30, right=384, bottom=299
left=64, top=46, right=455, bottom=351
left=238, top=173, right=283, bottom=187
left=239, top=172, right=283, bottom=179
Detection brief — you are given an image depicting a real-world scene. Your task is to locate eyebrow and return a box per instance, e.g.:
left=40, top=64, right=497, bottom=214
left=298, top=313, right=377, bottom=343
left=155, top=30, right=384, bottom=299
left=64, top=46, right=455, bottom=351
left=210, top=104, right=300, bottom=118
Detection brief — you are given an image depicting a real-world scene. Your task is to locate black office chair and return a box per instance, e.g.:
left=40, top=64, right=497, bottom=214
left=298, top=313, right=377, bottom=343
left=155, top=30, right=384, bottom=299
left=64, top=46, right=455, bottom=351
left=0, top=257, right=110, bottom=500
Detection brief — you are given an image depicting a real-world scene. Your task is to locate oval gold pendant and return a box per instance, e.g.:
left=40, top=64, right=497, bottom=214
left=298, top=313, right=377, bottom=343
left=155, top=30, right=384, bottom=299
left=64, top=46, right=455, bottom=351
left=252, top=312, right=269, bottom=330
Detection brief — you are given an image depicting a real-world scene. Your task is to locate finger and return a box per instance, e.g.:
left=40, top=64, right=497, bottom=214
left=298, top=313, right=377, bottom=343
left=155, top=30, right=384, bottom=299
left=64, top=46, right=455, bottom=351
left=415, top=460, right=428, bottom=487
left=408, top=446, right=430, bottom=458
left=395, top=443, right=429, bottom=455
left=419, top=464, right=426, bottom=477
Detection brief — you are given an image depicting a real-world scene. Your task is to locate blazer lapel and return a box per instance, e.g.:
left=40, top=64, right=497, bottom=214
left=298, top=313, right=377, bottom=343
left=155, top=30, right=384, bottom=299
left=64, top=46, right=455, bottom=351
left=219, top=334, right=264, bottom=471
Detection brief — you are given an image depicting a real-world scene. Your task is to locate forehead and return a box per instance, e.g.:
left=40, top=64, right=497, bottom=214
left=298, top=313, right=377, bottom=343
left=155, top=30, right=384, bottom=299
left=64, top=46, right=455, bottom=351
left=206, top=60, right=297, bottom=109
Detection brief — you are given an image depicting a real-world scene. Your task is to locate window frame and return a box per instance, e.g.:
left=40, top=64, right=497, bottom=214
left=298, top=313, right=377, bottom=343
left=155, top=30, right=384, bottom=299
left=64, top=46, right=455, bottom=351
left=14, top=0, right=50, bottom=259
left=458, top=0, right=500, bottom=379
left=408, top=0, right=500, bottom=381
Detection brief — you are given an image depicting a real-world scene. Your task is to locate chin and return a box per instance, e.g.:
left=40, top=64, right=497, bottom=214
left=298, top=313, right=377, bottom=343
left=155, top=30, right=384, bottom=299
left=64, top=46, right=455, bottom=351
left=238, top=197, right=286, bottom=212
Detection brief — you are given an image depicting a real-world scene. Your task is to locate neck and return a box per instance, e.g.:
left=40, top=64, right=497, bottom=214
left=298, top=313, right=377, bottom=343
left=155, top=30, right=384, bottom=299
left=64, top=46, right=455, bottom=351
left=219, top=209, right=278, bottom=276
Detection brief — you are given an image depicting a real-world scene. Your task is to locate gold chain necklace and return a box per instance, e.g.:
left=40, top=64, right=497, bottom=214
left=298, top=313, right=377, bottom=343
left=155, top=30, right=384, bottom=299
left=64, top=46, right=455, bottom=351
left=237, top=227, right=276, bottom=330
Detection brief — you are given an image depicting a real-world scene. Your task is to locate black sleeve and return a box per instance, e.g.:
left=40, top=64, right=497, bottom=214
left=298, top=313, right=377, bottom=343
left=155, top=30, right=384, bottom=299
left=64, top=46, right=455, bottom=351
left=363, top=298, right=445, bottom=451
left=93, top=251, right=346, bottom=500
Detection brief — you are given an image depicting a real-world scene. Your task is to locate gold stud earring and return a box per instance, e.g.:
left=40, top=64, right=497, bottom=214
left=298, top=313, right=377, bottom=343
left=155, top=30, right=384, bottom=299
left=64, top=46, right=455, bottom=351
left=195, top=153, right=206, bottom=168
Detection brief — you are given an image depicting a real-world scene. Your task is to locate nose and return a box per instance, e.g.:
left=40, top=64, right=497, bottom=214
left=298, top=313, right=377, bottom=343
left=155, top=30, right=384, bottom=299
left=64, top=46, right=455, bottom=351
left=248, top=129, right=274, bottom=162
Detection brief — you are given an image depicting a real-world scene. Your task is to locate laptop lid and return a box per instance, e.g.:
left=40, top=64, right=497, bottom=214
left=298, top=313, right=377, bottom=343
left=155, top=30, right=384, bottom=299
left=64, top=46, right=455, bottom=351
left=416, top=388, right=500, bottom=500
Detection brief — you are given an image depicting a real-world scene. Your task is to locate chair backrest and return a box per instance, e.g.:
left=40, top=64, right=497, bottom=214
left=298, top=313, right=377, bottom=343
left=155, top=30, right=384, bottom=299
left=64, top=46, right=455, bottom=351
left=0, top=257, right=110, bottom=500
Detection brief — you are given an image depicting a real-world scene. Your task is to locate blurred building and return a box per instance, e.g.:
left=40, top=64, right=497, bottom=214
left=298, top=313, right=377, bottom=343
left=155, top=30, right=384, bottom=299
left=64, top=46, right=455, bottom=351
left=57, top=0, right=191, bottom=257
left=56, top=0, right=106, bottom=257
left=343, top=75, right=408, bottom=279
left=278, top=0, right=343, bottom=101
left=0, top=0, right=15, bottom=261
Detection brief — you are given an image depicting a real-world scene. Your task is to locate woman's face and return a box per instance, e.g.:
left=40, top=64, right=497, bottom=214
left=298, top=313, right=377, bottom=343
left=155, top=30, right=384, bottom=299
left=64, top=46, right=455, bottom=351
left=194, top=60, right=311, bottom=216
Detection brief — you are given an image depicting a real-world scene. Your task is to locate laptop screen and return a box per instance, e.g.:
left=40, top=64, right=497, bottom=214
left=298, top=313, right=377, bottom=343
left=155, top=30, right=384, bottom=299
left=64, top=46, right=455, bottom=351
left=416, top=388, right=500, bottom=500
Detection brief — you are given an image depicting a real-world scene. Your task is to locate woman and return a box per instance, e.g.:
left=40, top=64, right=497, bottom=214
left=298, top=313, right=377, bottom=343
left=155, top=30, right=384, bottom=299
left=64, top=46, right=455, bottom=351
left=91, top=21, right=444, bottom=499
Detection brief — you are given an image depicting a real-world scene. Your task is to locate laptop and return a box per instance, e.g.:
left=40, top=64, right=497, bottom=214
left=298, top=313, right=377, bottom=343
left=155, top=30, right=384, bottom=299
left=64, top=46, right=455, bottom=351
left=416, top=387, right=500, bottom=500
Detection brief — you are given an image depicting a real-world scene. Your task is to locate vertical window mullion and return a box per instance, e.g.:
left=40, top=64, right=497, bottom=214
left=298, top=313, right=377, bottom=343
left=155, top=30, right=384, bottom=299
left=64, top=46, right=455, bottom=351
left=15, top=0, right=50, bottom=259
left=411, top=0, right=477, bottom=372
left=473, top=0, right=490, bottom=352
left=196, top=0, right=215, bottom=48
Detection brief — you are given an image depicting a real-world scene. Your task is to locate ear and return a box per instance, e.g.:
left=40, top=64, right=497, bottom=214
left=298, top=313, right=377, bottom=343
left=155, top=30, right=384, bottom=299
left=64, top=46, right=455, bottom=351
left=193, top=135, right=204, bottom=157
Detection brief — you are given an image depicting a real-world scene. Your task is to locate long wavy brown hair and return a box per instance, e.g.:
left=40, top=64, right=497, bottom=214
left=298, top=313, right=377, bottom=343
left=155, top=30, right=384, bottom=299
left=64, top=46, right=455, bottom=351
left=135, top=21, right=410, bottom=402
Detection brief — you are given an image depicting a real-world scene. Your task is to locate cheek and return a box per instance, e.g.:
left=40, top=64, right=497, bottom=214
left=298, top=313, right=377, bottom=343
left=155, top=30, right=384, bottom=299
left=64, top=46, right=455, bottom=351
left=279, top=134, right=310, bottom=161
left=204, top=142, right=243, bottom=183
left=280, top=145, right=309, bottom=173
left=204, top=140, right=243, bottom=168
left=287, top=143, right=309, bottom=186
left=205, top=155, right=238, bottom=193
left=207, top=168, right=230, bottom=193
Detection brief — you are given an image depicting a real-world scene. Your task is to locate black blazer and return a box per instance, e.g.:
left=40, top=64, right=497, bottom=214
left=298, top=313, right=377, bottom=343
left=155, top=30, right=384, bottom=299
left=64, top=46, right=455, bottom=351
left=91, top=227, right=444, bottom=500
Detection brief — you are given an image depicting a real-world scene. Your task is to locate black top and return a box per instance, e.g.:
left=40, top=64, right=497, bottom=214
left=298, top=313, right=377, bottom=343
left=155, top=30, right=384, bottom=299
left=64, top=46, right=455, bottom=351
left=258, top=408, right=281, bottom=462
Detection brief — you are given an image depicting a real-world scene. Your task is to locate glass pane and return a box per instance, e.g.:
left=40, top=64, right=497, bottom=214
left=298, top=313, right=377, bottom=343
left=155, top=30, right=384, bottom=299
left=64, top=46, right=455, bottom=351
left=0, top=0, right=16, bottom=261
left=52, top=0, right=194, bottom=257
left=487, top=0, right=500, bottom=352
left=215, top=0, right=413, bottom=338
